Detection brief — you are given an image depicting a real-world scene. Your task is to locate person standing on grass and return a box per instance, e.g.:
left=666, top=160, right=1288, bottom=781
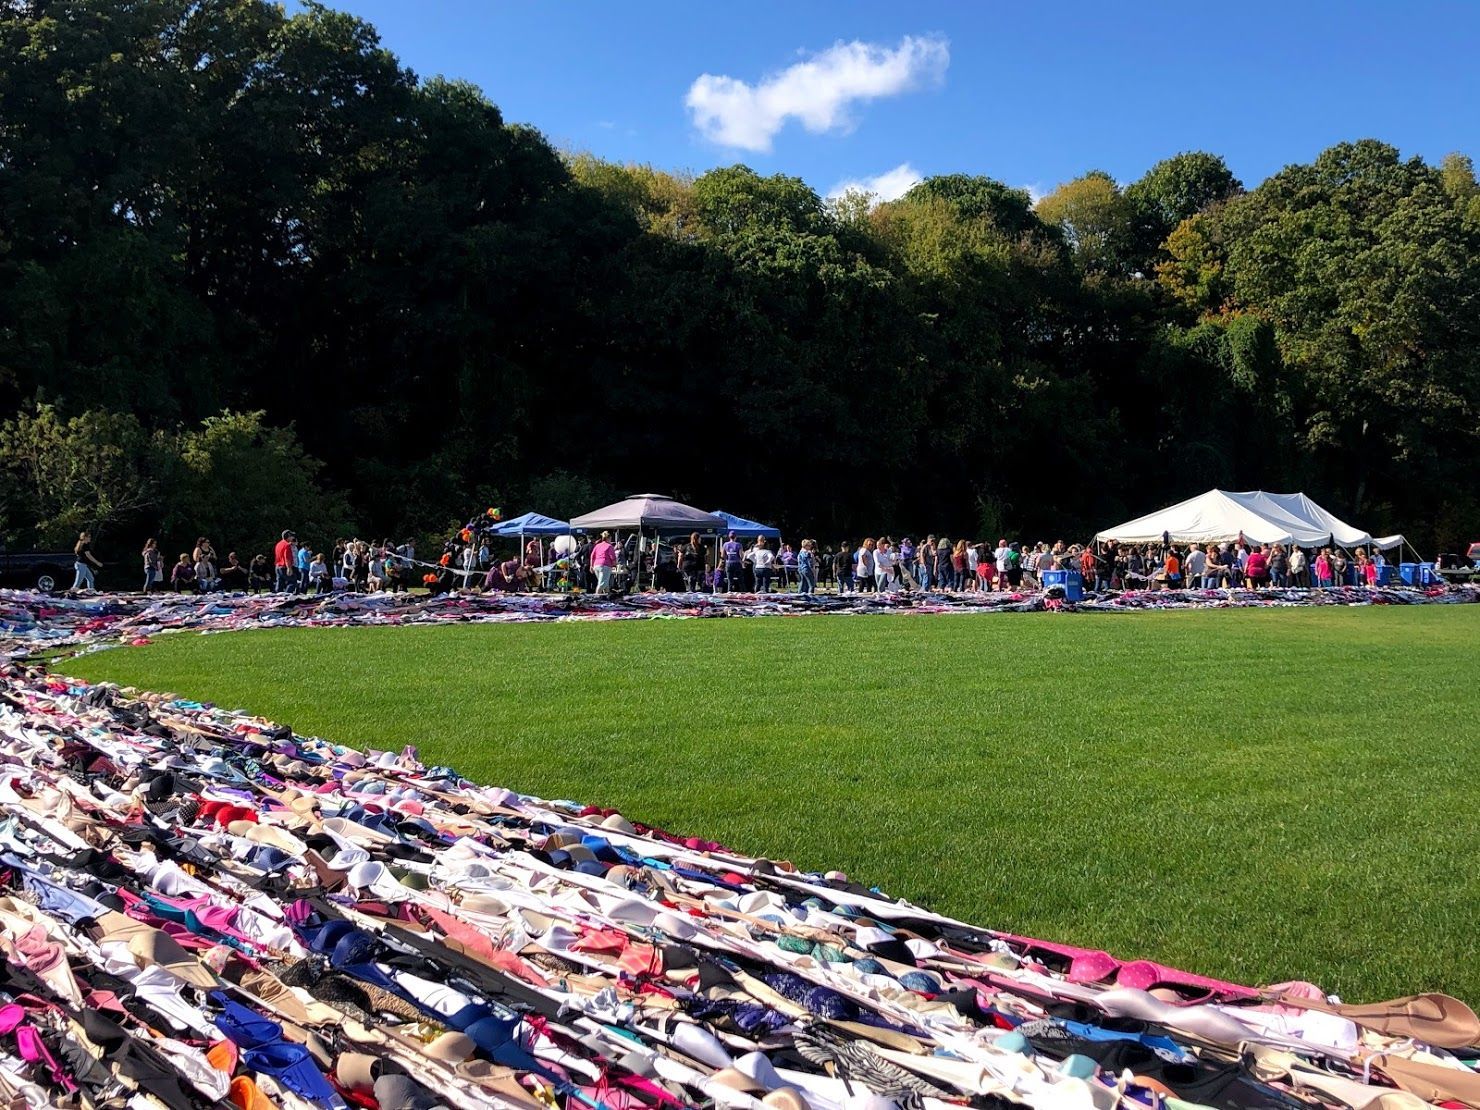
left=590, top=530, right=617, bottom=596
left=289, top=540, right=306, bottom=591
left=72, top=531, right=102, bottom=591
left=950, top=540, right=967, bottom=590
left=1183, top=543, right=1207, bottom=588
left=1078, top=544, right=1097, bottom=588
left=916, top=535, right=935, bottom=591
left=1331, top=547, right=1349, bottom=586
left=933, top=538, right=951, bottom=590
left=142, top=538, right=163, bottom=593
left=1245, top=544, right=1269, bottom=587
left=777, top=542, right=797, bottom=589
left=720, top=531, right=744, bottom=592
left=897, top=537, right=914, bottom=589
left=834, top=542, right=853, bottom=593
left=1288, top=545, right=1307, bottom=587
left=273, top=530, right=295, bottom=592
left=797, top=539, right=818, bottom=595
left=1269, top=543, right=1289, bottom=587
left=873, top=539, right=894, bottom=591
left=1313, top=548, right=1332, bottom=587
left=749, top=536, right=775, bottom=593
left=679, top=541, right=704, bottom=591
left=993, top=539, right=1011, bottom=591
left=854, top=538, right=876, bottom=593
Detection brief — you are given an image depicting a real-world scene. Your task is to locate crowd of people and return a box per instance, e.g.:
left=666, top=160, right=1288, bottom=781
left=55, top=525, right=1416, bottom=597
left=129, top=531, right=423, bottom=594
left=513, top=532, right=1408, bottom=597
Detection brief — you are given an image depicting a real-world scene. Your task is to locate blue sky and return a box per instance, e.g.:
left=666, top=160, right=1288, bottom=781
left=317, top=1, right=1480, bottom=200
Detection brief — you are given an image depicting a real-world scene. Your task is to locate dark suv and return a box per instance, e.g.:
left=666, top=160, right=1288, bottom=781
left=0, top=540, right=75, bottom=591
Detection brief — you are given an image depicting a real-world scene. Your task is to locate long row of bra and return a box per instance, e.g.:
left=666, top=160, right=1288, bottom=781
left=0, top=648, right=1475, bottom=1109
left=3, top=582, right=1477, bottom=663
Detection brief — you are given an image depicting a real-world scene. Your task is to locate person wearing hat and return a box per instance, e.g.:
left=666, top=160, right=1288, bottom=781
left=273, top=529, right=297, bottom=593
left=590, top=531, right=617, bottom=596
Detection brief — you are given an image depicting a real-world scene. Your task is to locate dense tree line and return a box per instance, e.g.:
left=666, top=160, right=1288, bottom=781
left=1, top=0, right=1476, bottom=561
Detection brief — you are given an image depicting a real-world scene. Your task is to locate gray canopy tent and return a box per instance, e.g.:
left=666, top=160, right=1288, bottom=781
left=570, top=495, right=723, bottom=589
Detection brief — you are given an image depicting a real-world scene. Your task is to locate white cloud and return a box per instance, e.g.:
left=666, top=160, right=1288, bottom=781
left=828, top=161, right=923, bottom=202
left=685, top=35, right=949, bottom=153
left=1020, top=182, right=1047, bottom=205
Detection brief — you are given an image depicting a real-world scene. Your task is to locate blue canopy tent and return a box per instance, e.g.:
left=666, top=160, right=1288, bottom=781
left=492, top=512, right=574, bottom=591
left=493, top=512, right=572, bottom=537
left=709, top=510, right=780, bottom=540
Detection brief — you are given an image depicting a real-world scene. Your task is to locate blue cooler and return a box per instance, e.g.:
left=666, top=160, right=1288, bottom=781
left=1043, top=569, right=1084, bottom=601
left=1399, top=562, right=1420, bottom=586
left=1419, top=562, right=1438, bottom=585
left=1375, top=564, right=1395, bottom=586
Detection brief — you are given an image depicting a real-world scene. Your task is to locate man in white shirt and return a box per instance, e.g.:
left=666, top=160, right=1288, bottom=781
left=1183, top=544, right=1207, bottom=586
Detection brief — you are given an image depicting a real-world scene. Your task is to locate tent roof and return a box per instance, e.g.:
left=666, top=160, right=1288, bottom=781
left=1095, top=489, right=1401, bottom=549
left=708, top=510, right=781, bottom=539
left=570, top=494, right=723, bottom=532
left=492, top=512, right=571, bottom=536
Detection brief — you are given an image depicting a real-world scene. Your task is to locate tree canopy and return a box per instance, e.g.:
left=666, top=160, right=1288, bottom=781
left=0, top=0, right=1474, bottom=556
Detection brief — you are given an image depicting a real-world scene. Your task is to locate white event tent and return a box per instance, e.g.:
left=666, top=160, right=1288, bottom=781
left=1095, top=490, right=1404, bottom=550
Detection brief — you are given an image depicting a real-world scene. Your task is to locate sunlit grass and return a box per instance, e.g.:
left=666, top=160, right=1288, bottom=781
left=64, top=605, right=1480, bottom=1004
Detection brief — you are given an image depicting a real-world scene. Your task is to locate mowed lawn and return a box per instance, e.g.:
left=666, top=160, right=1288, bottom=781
left=65, top=606, right=1480, bottom=1004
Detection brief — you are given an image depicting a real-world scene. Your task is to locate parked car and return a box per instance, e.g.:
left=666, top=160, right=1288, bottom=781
left=1435, top=551, right=1477, bottom=583
left=0, top=540, right=74, bottom=592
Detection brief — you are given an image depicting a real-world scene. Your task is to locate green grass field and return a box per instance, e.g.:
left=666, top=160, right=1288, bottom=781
left=63, top=606, right=1480, bottom=1004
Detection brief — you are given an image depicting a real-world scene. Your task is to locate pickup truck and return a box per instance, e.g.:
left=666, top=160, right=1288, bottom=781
left=0, top=541, right=75, bottom=591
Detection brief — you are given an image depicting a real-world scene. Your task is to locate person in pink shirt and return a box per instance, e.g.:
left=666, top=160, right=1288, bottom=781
left=1357, top=550, right=1378, bottom=586
left=1245, top=545, right=1269, bottom=587
left=1314, top=548, right=1333, bottom=588
left=590, top=531, right=617, bottom=596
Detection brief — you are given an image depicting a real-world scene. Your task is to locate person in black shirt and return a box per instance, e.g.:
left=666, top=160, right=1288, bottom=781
left=248, top=554, right=272, bottom=593
left=679, top=542, right=704, bottom=591
left=72, top=531, right=102, bottom=591
left=219, top=552, right=249, bottom=591
left=834, top=543, right=853, bottom=593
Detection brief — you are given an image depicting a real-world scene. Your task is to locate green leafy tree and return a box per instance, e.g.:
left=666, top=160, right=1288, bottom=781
left=1035, top=171, right=1134, bottom=273
left=1125, top=152, right=1240, bottom=270
left=0, top=405, right=166, bottom=545
left=691, top=166, right=827, bottom=235
left=1211, top=141, right=1480, bottom=524
left=163, top=411, right=353, bottom=558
